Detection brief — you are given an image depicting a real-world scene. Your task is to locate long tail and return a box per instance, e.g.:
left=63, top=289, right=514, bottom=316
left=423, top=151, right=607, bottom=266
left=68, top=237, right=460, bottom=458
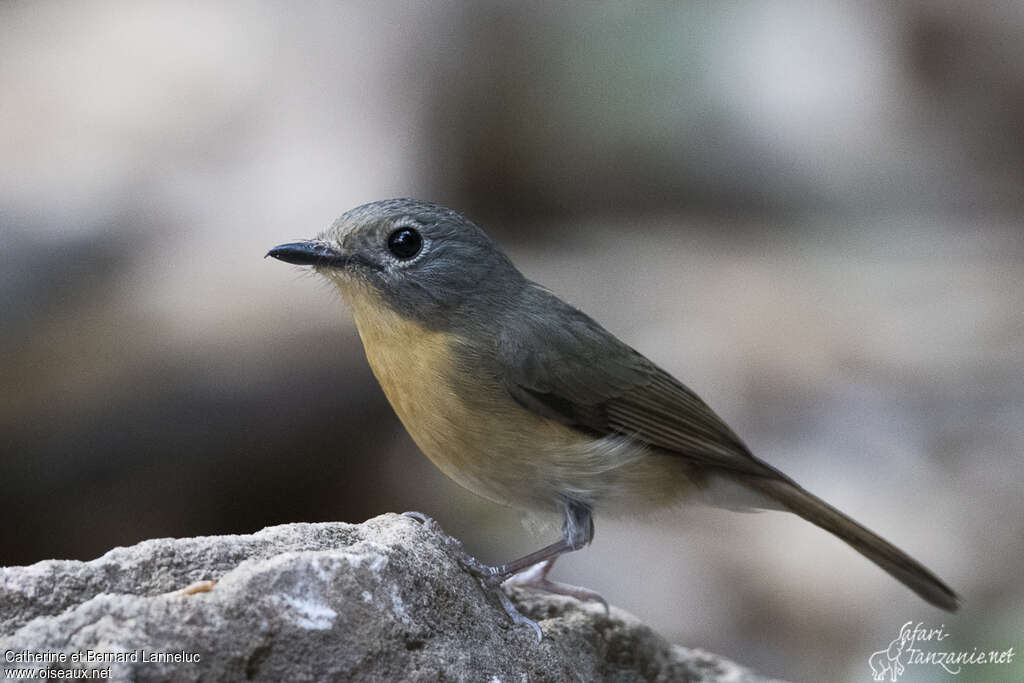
left=741, top=476, right=959, bottom=611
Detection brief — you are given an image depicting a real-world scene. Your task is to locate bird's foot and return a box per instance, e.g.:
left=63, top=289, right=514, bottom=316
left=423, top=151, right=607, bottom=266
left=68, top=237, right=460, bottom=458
left=504, top=559, right=609, bottom=616
left=402, top=511, right=543, bottom=641
left=401, top=511, right=443, bottom=534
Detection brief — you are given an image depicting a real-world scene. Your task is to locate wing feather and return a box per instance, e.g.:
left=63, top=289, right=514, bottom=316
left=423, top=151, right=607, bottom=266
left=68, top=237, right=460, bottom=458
left=498, top=286, right=786, bottom=480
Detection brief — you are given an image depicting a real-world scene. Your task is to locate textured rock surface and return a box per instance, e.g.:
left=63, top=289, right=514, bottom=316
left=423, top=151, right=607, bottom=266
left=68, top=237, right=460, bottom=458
left=1, top=514, right=782, bottom=682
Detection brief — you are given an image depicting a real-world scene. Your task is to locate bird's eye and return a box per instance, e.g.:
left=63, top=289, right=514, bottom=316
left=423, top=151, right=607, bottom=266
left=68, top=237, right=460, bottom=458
left=387, top=227, right=423, bottom=260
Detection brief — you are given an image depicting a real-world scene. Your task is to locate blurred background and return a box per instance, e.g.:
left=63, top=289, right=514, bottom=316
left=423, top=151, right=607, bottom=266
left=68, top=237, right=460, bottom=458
left=2, top=1, right=1021, bottom=680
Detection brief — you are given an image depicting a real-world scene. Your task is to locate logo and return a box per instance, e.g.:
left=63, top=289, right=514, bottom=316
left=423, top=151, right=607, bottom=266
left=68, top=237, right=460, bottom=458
left=868, top=622, right=1015, bottom=681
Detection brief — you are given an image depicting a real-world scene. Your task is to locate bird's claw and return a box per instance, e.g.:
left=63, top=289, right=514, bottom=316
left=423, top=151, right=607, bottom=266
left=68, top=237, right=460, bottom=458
left=495, top=588, right=543, bottom=641
left=403, top=511, right=475, bottom=562
left=401, top=510, right=441, bottom=532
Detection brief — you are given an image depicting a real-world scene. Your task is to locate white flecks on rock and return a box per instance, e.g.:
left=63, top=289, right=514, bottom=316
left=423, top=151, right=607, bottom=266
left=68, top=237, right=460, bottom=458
left=369, top=553, right=387, bottom=574
left=389, top=584, right=412, bottom=626
left=275, top=593, right=337, bottom=631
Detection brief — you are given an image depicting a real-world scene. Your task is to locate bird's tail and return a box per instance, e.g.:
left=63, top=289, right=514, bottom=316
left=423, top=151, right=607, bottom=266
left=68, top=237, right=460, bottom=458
left=741, top=476, right=959, bottom=611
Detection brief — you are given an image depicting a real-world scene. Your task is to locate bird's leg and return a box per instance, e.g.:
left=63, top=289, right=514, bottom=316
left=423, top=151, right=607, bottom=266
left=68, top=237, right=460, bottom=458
left=402, top=501, right=595, bottom=640
left=499, top=501, right=608, bottom=613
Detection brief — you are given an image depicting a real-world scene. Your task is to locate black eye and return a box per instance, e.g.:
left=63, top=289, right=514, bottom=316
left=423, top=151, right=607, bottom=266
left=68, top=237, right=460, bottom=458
left=387, top=227, right=423, bottom=260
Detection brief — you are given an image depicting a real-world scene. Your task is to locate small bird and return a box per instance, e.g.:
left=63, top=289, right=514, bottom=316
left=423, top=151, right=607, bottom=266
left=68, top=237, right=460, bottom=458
left=268, top=199, right=958, bottom=636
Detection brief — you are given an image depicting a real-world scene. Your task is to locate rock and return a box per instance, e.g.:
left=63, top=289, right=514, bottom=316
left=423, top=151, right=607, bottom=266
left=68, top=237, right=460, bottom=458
left=1, top=514, right=783, bottom=682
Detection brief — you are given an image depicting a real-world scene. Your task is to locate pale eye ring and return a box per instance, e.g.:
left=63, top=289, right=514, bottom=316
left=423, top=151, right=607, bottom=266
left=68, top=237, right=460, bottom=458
left=387, top=227, right=422, bottom=260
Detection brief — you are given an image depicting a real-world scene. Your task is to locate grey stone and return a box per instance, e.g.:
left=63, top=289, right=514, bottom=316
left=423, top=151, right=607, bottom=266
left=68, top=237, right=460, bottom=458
left=1, top=514, right=783, bottom=682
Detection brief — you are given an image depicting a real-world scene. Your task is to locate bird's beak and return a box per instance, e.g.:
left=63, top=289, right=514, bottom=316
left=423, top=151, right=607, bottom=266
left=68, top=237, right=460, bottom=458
left=266, top=240, right=345, bottom=267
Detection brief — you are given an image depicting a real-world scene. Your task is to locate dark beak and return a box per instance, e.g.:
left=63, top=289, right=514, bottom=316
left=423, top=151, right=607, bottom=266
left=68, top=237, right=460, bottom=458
left=266, top=241, right=345, bottom=267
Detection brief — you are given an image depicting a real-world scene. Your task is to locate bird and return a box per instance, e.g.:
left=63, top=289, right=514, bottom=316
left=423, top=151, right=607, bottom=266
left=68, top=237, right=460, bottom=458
left=267, top=198, right=958, bottom=637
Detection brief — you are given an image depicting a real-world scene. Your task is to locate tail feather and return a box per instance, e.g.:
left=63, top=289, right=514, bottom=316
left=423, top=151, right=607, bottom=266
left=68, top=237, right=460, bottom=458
left=742, top=476, right=959, bottom=611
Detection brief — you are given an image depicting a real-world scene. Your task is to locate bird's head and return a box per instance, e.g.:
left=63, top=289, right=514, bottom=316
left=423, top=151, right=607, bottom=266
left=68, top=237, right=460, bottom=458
left=267, top=199, right=523, bottom=328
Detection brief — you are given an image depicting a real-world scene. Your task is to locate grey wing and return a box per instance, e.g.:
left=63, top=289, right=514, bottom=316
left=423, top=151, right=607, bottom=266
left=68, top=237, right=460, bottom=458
left=498, top=286, right=787, bottom=480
